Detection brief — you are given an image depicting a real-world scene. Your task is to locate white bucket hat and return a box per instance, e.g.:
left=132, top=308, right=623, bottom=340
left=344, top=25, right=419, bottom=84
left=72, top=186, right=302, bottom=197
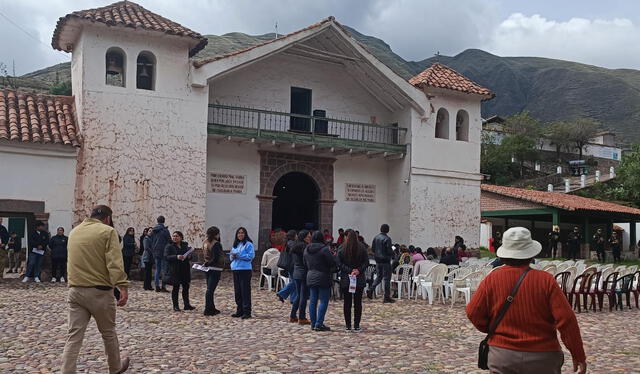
left=496, top=227, right=541, bottom=259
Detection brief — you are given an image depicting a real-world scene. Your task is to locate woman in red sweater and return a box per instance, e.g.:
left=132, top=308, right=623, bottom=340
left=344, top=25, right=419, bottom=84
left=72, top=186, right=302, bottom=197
left=466, top=227, right=587, bottom=374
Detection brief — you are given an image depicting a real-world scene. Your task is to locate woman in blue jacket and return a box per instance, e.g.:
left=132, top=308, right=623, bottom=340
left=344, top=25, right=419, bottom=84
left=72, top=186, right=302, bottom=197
left=230, top=227, right=255, bottom=319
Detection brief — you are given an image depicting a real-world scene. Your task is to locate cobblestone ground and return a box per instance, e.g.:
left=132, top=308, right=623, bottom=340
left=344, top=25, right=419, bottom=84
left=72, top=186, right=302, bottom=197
left=1, top=275, right=639, bottom=373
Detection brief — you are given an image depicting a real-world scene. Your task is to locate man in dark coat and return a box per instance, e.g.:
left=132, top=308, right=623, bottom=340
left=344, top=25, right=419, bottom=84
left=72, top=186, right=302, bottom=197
left=566, top=226, right=582, bottom=261
left=592, top=228, right=606, bottom=263
left=609, top=231, right=622, bottom=263
left=150, top=216, right=171, bottom=292
left=23, top=221, right=50, bottom=282
left=49, top=227, right=69, bottom=282
left=369, top=224, right=395, bottom=303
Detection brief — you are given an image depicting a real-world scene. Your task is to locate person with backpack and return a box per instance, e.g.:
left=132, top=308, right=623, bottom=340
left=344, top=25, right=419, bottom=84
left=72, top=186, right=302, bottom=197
left=304, top=231, right=335, bottom=331
left=150, top=216, right=171, bottom=292
left=276, top=230, right=298, bottom=305
left=336, top=229, right=369, bottom=331
left=466, top=227, right=586, bottom=374
left=368, top=224, right=394, bottom=303
left=289, top=230, right=311, bottom=325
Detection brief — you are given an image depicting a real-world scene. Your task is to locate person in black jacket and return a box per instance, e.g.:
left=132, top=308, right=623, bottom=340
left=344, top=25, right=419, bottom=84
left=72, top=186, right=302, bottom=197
left=290, top=230, right=311, bottom=325
left=49, top=227, right=68, bottom=282
left=337, top=229, right=369, bottom=331
left=23, top=221, right=50, bottom=283
left=203, top=226, right=224, bottom=316
left=139, top=227, right=149, bottom=256
left=369, top=224, right=394, bottom=303
left=165, top=231, right=195, bottom=312
left=7, top=232, right=22, bottom=273
left=151, top=216, right=171, bottom=292
left=122, top=227, right=136, bottom=279
left=439, top=247, right=459, bottom=266
left=142, top=227, right=154, bottom=290
left=304, top=231, right=335, bottom=331
left=276, top=230, right=299, bottom=305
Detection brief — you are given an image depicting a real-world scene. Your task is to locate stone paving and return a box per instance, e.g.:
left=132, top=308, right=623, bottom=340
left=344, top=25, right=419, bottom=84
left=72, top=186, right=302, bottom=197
left=1, top=275, right=639, bottom=373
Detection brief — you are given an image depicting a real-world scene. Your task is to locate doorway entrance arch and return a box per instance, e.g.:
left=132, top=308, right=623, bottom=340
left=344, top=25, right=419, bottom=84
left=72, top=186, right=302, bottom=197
left=272, top=172, right=319, bottom=231
left=258, top=151, right=336, bottom=253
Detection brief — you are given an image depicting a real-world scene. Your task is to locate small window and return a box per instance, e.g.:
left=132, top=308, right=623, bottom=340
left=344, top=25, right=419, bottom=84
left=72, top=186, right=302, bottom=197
left=435, top=108, right=449, bottom=139
left=105, top=48, right=126, bottom=87
left=136, top=51, right=155, bottom=90
left=456, top=110, right=469, bottom=141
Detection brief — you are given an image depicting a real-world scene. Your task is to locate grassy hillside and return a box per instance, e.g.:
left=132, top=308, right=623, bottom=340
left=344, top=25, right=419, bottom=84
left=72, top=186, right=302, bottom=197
left=8, top=28, right=640, bottom=143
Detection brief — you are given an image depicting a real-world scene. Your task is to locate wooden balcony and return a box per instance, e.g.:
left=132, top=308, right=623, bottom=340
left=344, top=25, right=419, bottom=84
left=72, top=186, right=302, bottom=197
left=207, top=104, right=407, bottom=157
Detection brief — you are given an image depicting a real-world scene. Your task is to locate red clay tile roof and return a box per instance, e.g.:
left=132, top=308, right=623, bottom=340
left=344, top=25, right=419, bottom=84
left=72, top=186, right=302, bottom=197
left=52, top=1, right=207, bottom=56
left=481, top=184, right=640, bottom=216
left=409, top=63, right=494, bottom=98
left=0, top=90, right=79, bottom=147
left=193, top=17, right=336, bottom=68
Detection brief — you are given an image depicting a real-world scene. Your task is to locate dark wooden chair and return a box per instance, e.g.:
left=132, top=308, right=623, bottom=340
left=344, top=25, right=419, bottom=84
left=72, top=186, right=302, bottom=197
left=631, top=271, right=640, bottom=309
left=597, top=271, right=619, bottom=312
left=586, top=271, right=602, bottom=311
left=569, top=273, right=595, bottom=313
left=614, top=274, right=635, bottom=310
left=555, top=271, right=571, bottom=299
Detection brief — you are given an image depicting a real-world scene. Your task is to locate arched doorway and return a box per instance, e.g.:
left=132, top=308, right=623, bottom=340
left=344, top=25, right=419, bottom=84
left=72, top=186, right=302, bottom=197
left=271, top=172, right=319, bottom=231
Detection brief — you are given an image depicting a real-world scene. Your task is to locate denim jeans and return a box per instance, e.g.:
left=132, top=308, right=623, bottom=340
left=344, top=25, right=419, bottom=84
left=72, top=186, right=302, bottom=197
left=290, top=279, right=308, bottom=319
left=308, top=286, right=330, bottom=327
left=26, top=252, right=44, bottom=278
left=278, top=280, right=298, bottom=303
left=154, top=257, right=164, bottom=288
left=372, top=262, right=392, bottom=299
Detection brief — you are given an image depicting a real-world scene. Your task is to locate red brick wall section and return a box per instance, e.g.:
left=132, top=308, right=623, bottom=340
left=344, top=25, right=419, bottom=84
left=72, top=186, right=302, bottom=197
left=481, top=191, right=545, bottom=211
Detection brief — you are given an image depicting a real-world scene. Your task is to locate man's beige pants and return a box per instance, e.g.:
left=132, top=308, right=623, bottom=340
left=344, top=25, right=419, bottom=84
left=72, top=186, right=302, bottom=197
left=61, top=287, right=122, bottom=374
left=488, top=345, right=564, bottom=374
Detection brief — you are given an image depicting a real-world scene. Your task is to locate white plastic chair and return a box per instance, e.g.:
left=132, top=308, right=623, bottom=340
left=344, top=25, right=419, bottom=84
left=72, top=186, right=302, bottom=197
left=259, top=256, right=279, bottom=291
left=556, top=263, right=569, bottom=273
left=443, top=266, right=472, bottom=299
left=451, top=270, right=484, bottom=305
left=276, top=268, right=289, bottom=291
left=392, top=264, right=413, bottom=299
left=419, top=264, right=448, bottom=304
left=410, top=260, right=437, bottom=299
left=542, top=264, right=557, bottom=276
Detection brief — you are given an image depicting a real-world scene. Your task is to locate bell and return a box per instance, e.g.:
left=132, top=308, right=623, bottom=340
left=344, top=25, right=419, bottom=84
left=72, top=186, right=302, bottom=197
left=106, top=56, right=122, bottom=75
left=138, top=64, right=149, bottom=78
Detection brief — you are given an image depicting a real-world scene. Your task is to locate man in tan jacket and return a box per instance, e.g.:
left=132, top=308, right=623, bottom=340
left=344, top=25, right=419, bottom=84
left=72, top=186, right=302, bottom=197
left=61, top=205, right=130, bottom=374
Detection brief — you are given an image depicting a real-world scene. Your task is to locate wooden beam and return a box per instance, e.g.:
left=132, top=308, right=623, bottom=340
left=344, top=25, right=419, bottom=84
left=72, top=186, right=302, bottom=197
left=283, top=50, right=344, bottom=66
left=295, top=43, right=360, bottom=61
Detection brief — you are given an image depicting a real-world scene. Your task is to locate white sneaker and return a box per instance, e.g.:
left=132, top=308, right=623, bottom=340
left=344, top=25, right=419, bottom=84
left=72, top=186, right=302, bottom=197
left=51, top=278, right=57, bottom=283
left=60, top=277, right=66, bottom=283
left=22, top=277, right=30, bottom=283
left=34, top=277, right=41, bottom=283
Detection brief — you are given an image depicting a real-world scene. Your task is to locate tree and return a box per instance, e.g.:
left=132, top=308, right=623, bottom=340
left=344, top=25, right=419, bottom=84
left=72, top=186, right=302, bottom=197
left=546, top=121, right=573, bottom=162
left=49, top=80, right=72, bottom=95
left=567, top=118, right=601, bottom=160
left=504, top=110, right=542, bottom=141
left=501, top=134, right=538, bottom=178
left=615, top=144, right=640, bottom=202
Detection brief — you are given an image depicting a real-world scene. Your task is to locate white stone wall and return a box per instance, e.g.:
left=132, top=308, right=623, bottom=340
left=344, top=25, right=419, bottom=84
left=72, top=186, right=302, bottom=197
left=0, top=143, right=77, bottom=231
left=333, top=157, right=389, bottom=244
left=209, top=53, right=395, bottom=127
left=72, top=24, right=208, bottom=242
left=205, top=140, right=261, bottom=250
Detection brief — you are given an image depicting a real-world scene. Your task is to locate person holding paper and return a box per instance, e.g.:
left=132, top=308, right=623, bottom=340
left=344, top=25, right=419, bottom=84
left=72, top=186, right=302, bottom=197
left=336, top=229, right=369, bottom=331
left=22, top=221, right=50, bottom=283
left=230, top=227, right=255, bottom=319
left=164, top=231, right=195, bottom=312
left=203, top=226, right=224, bottom=316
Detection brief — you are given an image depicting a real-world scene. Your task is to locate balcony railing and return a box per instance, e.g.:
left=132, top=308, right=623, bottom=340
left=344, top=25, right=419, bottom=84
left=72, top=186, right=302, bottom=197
left=207, top=104, right=407, bottom=154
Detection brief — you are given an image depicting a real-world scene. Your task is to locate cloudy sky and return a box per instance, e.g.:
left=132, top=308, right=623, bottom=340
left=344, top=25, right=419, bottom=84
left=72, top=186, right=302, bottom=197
left=1, top=0, right=639, bottom=75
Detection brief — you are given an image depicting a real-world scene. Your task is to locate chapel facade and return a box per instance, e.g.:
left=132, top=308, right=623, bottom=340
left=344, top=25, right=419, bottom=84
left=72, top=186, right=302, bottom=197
left=0, top=1, right=493, bottom=251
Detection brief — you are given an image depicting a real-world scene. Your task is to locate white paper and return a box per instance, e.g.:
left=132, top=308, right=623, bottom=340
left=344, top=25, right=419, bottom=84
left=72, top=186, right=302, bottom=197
left=349, top=275, right=357, bottom=294
left=32, top=248, right=45, bottom=255
left=192, top=263, right=220, bottom=272
left=182, top=248, right=194, bottom=260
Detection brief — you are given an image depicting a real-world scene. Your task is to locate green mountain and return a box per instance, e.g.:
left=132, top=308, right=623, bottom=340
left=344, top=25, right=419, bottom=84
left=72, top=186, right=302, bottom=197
left=9, top=27, right=640, bottom=143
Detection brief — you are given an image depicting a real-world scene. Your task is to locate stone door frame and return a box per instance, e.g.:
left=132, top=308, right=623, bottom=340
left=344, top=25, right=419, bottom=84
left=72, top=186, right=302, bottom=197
left=257, top=151, right=336, bottom=252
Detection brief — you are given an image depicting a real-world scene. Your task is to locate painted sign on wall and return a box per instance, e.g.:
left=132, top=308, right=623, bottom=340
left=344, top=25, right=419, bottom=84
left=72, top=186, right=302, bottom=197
left=208, top=172, right=246, bottom=194
left=345, top=183, right=376, bottom=202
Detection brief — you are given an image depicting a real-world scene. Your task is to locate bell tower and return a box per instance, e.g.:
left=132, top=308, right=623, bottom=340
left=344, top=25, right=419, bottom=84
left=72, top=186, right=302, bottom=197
left=52, top=1, right=209, bottom=241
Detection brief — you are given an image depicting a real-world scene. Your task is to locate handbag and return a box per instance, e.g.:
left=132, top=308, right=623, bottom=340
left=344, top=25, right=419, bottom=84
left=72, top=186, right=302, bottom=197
left=277, top=244, right=293, bottom=270
left=478, top=268, right=530, bottom=370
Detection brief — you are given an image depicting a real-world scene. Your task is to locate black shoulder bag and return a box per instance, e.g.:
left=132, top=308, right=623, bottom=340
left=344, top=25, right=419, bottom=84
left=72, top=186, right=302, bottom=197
left=478, top=268, right=530, bottom=370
